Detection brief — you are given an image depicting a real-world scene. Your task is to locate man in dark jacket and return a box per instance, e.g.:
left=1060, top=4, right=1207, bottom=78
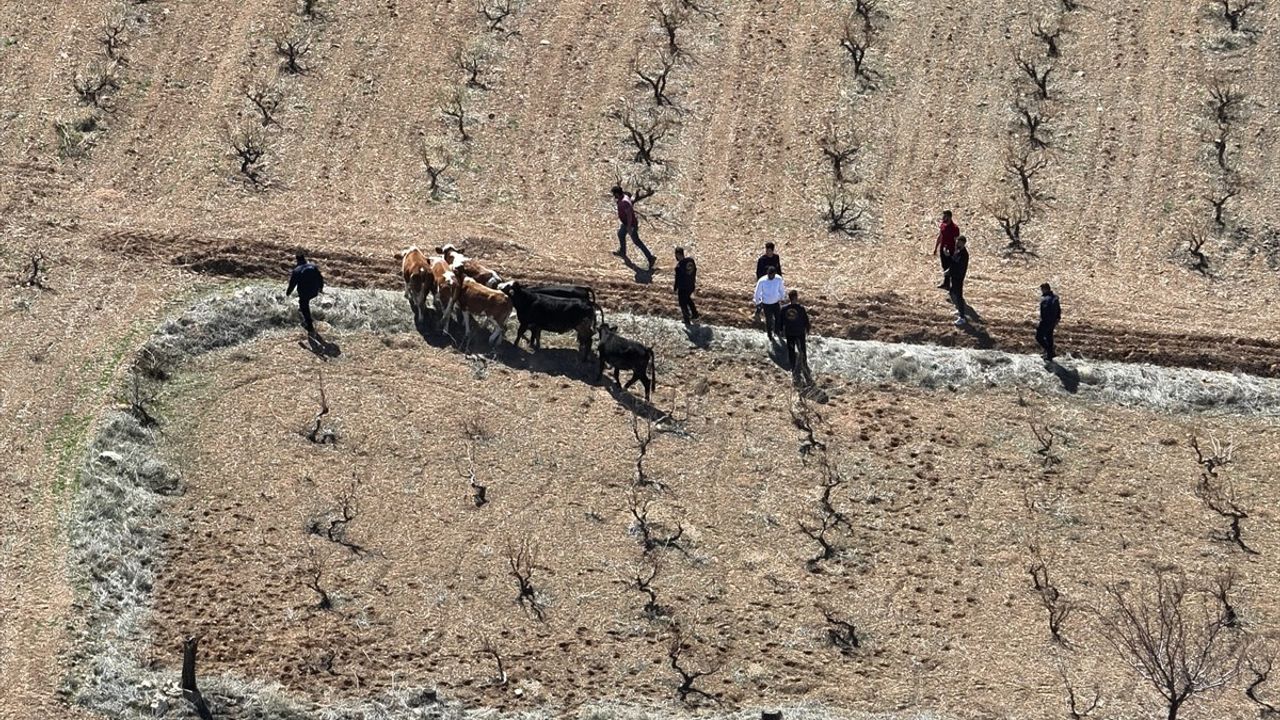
left=286, top=253, right=324, bottom=333
left=674, top=246, right=698, bottom=324
left=612, top=186, right=656, bottom=269
left=1037, top=283, right=1061, bottom=363
left=755, top=242, right=782, bottom=279
left=948, top=236, right=969, bottom=326
left=780, top=289, right=813, bottom=385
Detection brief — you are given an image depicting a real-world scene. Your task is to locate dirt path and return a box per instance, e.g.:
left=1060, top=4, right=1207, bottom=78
left=99, top=229, right=1280, bottom=377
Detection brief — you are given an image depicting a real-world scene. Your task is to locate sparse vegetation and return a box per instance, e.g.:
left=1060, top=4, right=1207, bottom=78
left=505, top=537, right=545, bottom=621
left=478, top=0, right=518, bottom=33
left=610, top=102, right=673, bottom=167
left=821, top=188, right=864, bottom=237
left=227, top=123, right=270, bottom=187
left=440, top=87, right=472, bottom=142
left=275, top=30, right=312, bottom=74
left=633, top=48, right=678, bottom=107
left=454, top=43, right=491, bottom=90
left=72, top=61, right=121, bottom=110
left=244, top=79, right=283, bottom=127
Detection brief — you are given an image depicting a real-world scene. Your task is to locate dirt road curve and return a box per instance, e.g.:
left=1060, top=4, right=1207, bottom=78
left=101, top=230, right=1280, bottom=378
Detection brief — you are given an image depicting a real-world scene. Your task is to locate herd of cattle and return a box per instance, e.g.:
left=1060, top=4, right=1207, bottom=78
left=397, top=244, right=657, bottom=400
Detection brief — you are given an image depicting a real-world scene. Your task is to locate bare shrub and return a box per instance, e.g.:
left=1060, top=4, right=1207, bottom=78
left=628, top=489, right=686, bottom=555
left=20, top=250, right=51, bottom=290
left=609, top=102, right=674, bottom=167
left=454, top=44, right=490, bottom=89
left=1029, top=562, right=1072, bottom=643
left=651, top=0, right=689, bottom=56
left=822, top=188, right=864, bottom=237
left=1208, top=185, right=1238, bottom=229
left=630, top=410, right=666, bottom=490
left=1246, top=643, right=1279, bottom=716
left=307, top=475, right=365, bottom=555
left=1058, top=664, right=1102, bottom=719
left=419, top=142, right=453, bottom=200
left=1032, top=18, right=1062, bottom=57
left=479, top=636, right=509, bottom=686
left=1212, top=124, right=1230, bottom=170
left=244, top=79, right=283, bottom=126
left=459, top=429, right=488, bottom=507
left=73, top=61, right=122, bottom=110
left=274, top=31, right=312, bottom=74
left=505, top=537, right=545, bottom=620
left=1194, top=464, right=1258, bottom=556
left=1210, top=570, right=1240, bottom=628
left=667, top=625, right=717, bottom=703
left=993, top=200, right=1033, bottom=256
left=839, top=18, right=873, bottom=82
left=1101, top=573, right=1246, bottom=720
left=227, top=122, right=270, bottom=188
left=819, top=125, right=859, bottom=183
left=633, top=48, right=678, bottom=107
left=631, top=559, right=667, bottom=618
left=100, top=10, right=130, bottom=63
left=1029, top=423, right=1059, bottom=467
left=1006, top=148, right=1050, bottom=207
left=818, top=605, right=861, bottom=655
left=1016, top=99, right=1049, bottom=148
left=1208, top=82, right=1243, bottom=126
left=304, top=373, right=336, bottom=443
left=300, top=542, right=334, bottom=610
left=440, top=87, right=472, bottom=142
left=299, top=0, right=326, bottom=19
left=1217, top=0, right=1259, bottom=32
left=120, top=368, right=159, bottom=427
left=1015, top=51, right=1052, bottom=100
left=1184, top=231, right=1211, bottom=275
left=854, top=0, right=878, bottom=32
left=55, top=115, right=101, bottom=158
left=798, top=511, right=839, bottom=571
left=478, top=0, right=518, bottom=33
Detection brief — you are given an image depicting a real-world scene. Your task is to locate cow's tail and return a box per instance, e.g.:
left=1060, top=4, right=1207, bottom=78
left=648, top=347, right=657, bottom=393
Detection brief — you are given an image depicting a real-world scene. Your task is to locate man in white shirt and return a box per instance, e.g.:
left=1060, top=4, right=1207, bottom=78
left=753, top=267, right=786, bottom=343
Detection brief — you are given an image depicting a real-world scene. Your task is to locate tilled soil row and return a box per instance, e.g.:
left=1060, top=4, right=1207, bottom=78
left=101, top=229, right=1280, bottom=377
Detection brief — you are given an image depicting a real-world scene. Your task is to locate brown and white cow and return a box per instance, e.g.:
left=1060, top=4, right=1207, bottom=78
left=398, top=246, right=435, bottom=326
left=456, top=276, right=513, bottom=345
left=436, top=243, right=503, bottom=288
left=428, top=255, right=462, bottom=328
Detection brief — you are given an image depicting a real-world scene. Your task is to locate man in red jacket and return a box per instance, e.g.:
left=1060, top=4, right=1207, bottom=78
left=611, top=186, right=656, bottom=269
left=933, top=209, right=960, bottom=290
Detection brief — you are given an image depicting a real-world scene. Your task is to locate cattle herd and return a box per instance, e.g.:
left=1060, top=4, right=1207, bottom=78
left=398, top=245, right=658, bottom=400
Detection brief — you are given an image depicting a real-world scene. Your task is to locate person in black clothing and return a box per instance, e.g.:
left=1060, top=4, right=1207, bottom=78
left=948, top=236, right=969, bottom=326
left=674, top=246, right=698, bottom=324
left=286, top=253, right=325, bottom=333
left=780, top=289, right=813, bottom=385
left=1037, top=283, right=1061, bottom=363
left=755, top=242, right=782, bottom=279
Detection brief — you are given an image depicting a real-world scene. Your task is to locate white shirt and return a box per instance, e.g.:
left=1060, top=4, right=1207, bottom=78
left=754, top=275, right=786, bottom=305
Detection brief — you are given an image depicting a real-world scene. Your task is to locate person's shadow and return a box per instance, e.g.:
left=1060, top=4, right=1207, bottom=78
left=956, top=302, right=995, bottom=349
left=1048, top=360, right=1080, bottom=393
left=302, top=331, right=342, bottom=359
left=683, top=322, right=714, bottom=349
left=620, top=254, right=655, bottom=284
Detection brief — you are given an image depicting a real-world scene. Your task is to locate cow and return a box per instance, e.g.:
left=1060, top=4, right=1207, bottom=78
left=597, top=323, right=656, bottom=401
left=398, top=246, right=435, bottom=326
left=456, top=276, right=513, bottom=345
left=502, top=281, right=598, bottom=360
left=428, top=255, right=462, bottom=328
left=437, top=243, right=503, bottom=288
left=498, top=281, right=597, bottom=306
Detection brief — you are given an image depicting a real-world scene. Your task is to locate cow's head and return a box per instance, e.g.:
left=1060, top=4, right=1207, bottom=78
left=395, top=246, right=418, bottom=261
left=496, top=280, right=516, bottom=295
left=598, top=322, right=615, bottom=338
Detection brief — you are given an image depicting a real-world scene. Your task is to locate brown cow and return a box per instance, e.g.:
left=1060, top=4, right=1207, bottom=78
left=429, top=255, right=461, bottom=329
left=437, top=243, right=503, bottom=288
left=399, top=246, right=435, bottom=326
left=456, top=276, right=513, bottom=345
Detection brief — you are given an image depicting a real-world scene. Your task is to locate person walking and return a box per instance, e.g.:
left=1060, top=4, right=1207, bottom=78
left=755, top=241, right=783, bottom=279
left=611, top=186, right=656, bottom=269
left=753, top=267, right=786, bottom=343
left=674, top=246, right=698, bottom=324
left=780, top=289, right=814, bottom=385
left=948, top=236, right=970, bottom=326
left=1037, top=283, right=1061, bottom=364
left=286, top=253, right=325, bottom=334
left=933, top=210, right=960, bottom=290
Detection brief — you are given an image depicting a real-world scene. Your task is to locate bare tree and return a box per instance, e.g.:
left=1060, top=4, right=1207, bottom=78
left=20, top=251, right=50, bottom=290
left=839, top=18, right=873, bottom=82
left=993, top=201, right=1032, bottom=255
left=1029, top=423, right=1059, bottom=467
left=1217, top=0, right=1259, bottom=32
left=300, top=543, right=334, bottom=610
left=667, top=626, right=716, bottom=703
left=628, top=489, right=686, bottom=555
left=1029, top=562, right=1072, bottom=643
left=651, top=0, right=689, bottom=56
left=1211, top=124, right=1230, bottom=170
left=419, top=142, right=453, bottom=199
left=1015, top=51, right=1052, bottom=100
left=73, top=61, right=121, bottom=110
left=1016, top=99, right=1049, bottom=148
left=854, top=0, right=878, bottom=32
left=609, top=102, right=674, bottom=167
left=1184, top=232, right=1211, bottom=275
left=478, top=0, right=517, bottom=33
left=454, top=44, right=490, bottom=90
left=1208, top=83, right=1243, bottom=126
left=1006, top=148, right=1050, bottom=207
left=1209, top=187, right=1238, bottom=229
left=505, top=537, right=545, bottom=620
left=818, top=605, right=861, bottom=655
left=1245, top=644, right=1279, bottom=717
left=1059, top=664, right=1102, bottom=719
left=479, top=636, right=509, bottom=686
left=100, top=11, right=130, bottom=63
left=228, top=123, right=270, bottom=188
left=631, top=559, right=667, bottom=618
left=1195, top=469, right=1258, bottom=555
left=633, top=48, right=678, bottom=107
left=244, top=79, right=283, bottom=126
left=1032, top=18, right=1062, bottom=58
left=1101, top=573, right=1246, bottom=720
left=440, top=87, right=472, bottom=142
left=305, top=373, right=336, bottom=443
left=819, top=126, right=859, bottom=183
left=822, top=188, right=864, bottom=237
left=275, top=31, right=312, bottom=74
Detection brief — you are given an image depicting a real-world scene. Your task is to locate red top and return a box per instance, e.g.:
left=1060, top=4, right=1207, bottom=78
left=617, top=195, right=636, bottom=226
left=937, top=220, right=959, bottom=255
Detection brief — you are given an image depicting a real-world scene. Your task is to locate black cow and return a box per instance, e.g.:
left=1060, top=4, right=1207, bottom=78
left=597, top=323, right=656, bottom=401
left=503, top=282, right=598, bottom=360
left=525, top=283, right=596, bottom=305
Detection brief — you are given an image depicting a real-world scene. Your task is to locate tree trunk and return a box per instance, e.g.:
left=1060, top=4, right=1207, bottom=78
left=181, top=637, right=215, bottom=720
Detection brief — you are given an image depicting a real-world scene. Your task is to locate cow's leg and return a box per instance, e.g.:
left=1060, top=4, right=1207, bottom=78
left=597, top=355, right=605, bottom=381
left=614, top=367, right=622, bottom=387
left=439, top=296, right=456, bottom=330
left=515, top=323, right=527, bottom=347
left=488, top=318, right=503, bottom=346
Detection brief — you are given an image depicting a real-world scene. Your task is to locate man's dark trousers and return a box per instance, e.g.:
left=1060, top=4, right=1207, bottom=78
left=678, top=290, right=698, bottom=324
left=299, top=294, right=316, bottom=332
left=618, top=223, right=655, bottom=261
left=1036, top=323, right=1056, bottom=361
left=762, top=302, right=781, bottom=339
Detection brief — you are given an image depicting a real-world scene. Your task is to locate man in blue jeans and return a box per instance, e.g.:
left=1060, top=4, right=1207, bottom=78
left=286, top=253, right=324, bottom=334
left=1037, top=283, right=1061, bottom=364
left=612, top=186, right=656, bottom=269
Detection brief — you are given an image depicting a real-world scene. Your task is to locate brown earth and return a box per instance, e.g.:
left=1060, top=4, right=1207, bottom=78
left=147, top=328, right=1280, bottom=718
left=3, top=0, right=1280, bottom=717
